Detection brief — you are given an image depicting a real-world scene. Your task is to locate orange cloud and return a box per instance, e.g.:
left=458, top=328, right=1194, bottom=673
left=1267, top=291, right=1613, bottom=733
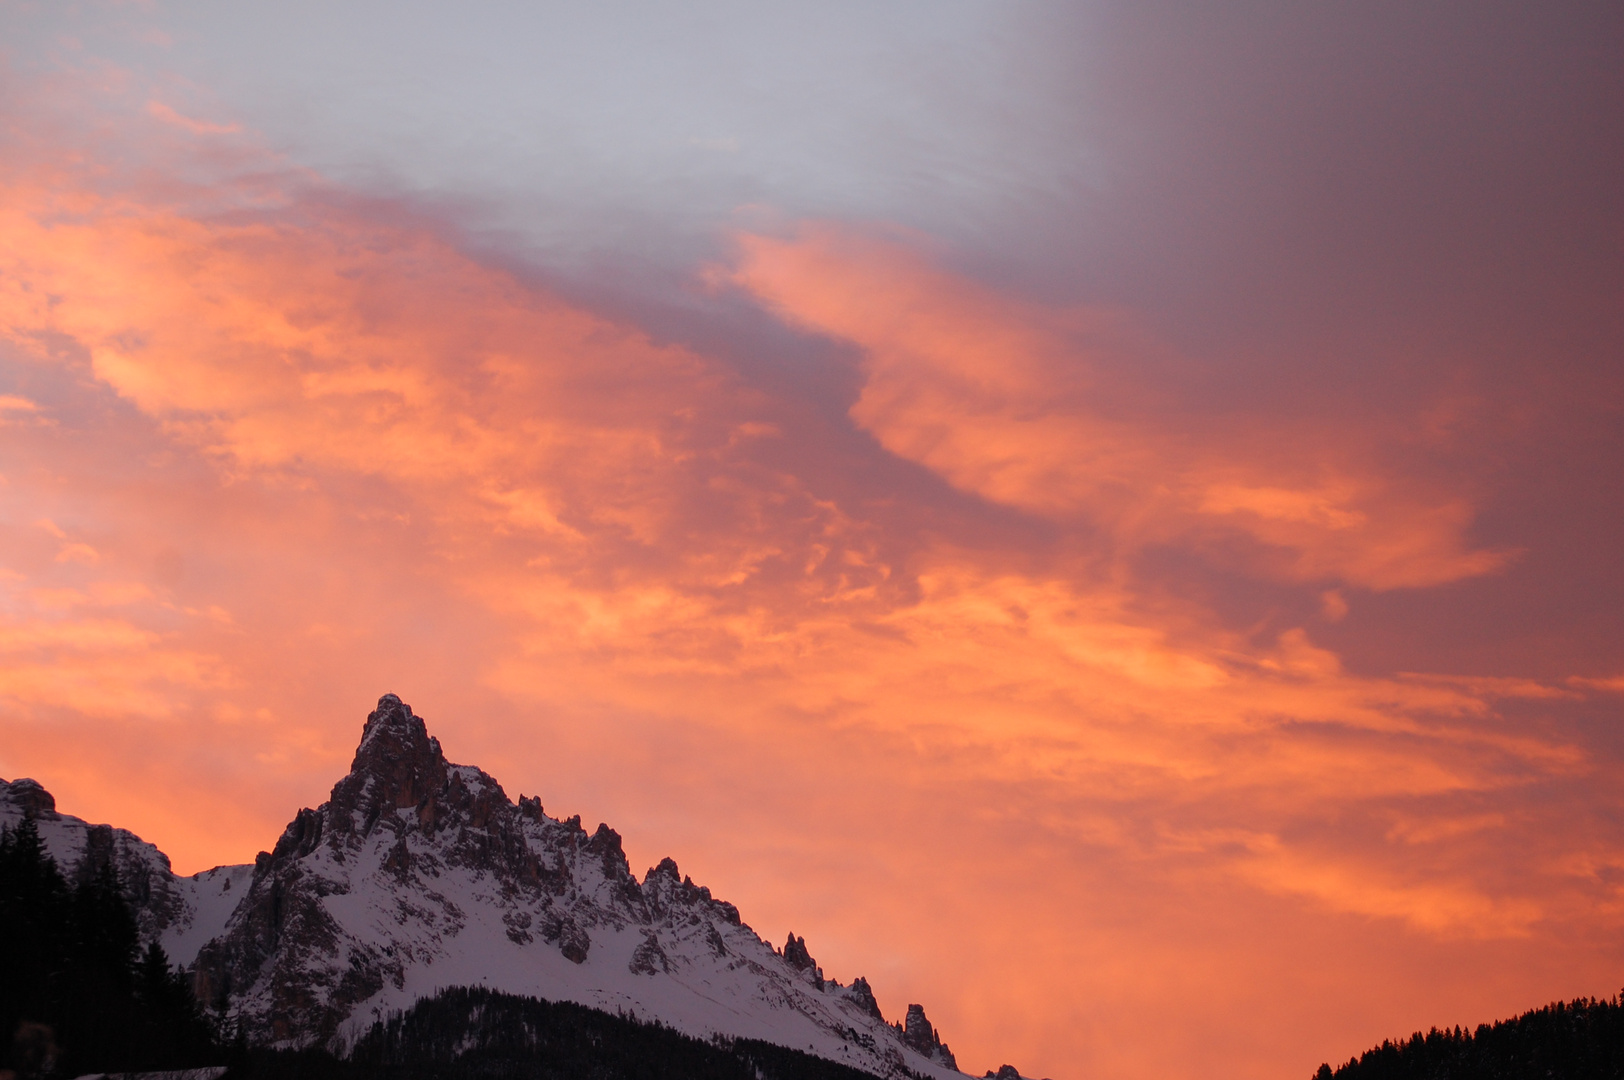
left=725, top=225, right=1511, bottom=590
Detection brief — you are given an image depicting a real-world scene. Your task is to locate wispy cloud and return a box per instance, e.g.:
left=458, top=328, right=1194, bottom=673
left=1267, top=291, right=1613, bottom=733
left=145, top=100, right=240, bottom=136
left=726, top=225, right=1512, bottom=590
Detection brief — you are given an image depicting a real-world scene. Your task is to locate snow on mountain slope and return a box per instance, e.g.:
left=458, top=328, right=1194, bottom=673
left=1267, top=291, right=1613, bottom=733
left=166, top=862, right=258, bottom=967
left=0, top=775, right=250, bottom=962
left=191, top=694, right=965, bottom=1077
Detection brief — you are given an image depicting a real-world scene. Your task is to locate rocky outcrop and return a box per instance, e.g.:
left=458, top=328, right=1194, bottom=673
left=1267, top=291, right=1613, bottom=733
left=784, top=932, right=816, bottom=970
left=782, top=931, right=827, bottom=990
left=3, top=777, right=56, bottom=818
left=902, top=1003, right=959, bottom=1071
left=845, top=976, right=886, bottom=1022
left=628, top=931, right=672, bottom=974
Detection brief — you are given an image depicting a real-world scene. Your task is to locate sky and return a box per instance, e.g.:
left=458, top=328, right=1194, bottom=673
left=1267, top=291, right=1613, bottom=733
left=0, top=2, right=1621, bottom=1077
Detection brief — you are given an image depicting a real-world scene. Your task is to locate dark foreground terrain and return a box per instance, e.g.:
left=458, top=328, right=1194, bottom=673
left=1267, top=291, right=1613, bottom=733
left=0, top=818, right=216, bottom=1075
left=1315, top=993, right=1624, bottom=1080
left=245, top=988, right=888, bottom=1080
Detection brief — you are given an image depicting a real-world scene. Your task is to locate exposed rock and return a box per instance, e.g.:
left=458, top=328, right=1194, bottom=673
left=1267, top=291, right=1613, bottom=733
left=541, top=910, right=592, bottom=964
left=3, top=777, right=56, bottom=819
left=783, top=931, right=815, bottom=971
left=902, top=1003, right=959, bottom=1071
left=781, top=931, right=825, bottom=989
left=845, top=976, right=886, bottom=1022
left=502, top=908, right=533, bottom=945
left=327, top=693, right=451, bottom=841
left=584, top=822, right=634, bottom=884
left=628, top=930, right=672, bottom=975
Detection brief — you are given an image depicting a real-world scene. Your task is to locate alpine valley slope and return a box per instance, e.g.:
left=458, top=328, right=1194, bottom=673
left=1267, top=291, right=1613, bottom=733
left=0, top=694, right=967, bottom=1078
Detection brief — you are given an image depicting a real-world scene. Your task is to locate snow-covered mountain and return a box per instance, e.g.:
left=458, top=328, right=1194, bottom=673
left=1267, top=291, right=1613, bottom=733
left=0, top=774, right=252, bottom=964
left=1, top=694, right=966, bottom=1079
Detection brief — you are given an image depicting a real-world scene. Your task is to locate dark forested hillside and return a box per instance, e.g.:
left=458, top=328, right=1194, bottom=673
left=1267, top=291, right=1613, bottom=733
left=1315, top=993, right=1624, bottom=1080
left=233, top=986, right=895, bottom=1080
left=0, top=819, right=218, bottom=1077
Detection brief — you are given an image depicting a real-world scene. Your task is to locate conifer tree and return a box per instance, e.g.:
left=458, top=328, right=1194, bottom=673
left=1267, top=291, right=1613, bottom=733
left=1, top=820, right=221, bottom=1074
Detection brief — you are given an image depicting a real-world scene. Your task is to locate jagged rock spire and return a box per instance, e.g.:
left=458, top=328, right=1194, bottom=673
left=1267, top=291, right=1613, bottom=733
left=903, top=1003, right=958, bottom=1070
left=783, top=932, right=815, bottom=971
left=326, top=693, right=453, bottom=841
left=846, top=976, right=885, bottom=1021
left=351, top=696, right=446, bottom=794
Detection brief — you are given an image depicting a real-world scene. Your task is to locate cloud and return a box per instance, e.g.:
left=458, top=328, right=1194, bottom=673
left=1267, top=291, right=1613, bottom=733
left=1569, top=675, right=1624, bottom=694
left=724, top=224, right=1513, bottom=590
left=145, top=100, right=241, bottom=136
left=0, top=580, right=228, bottom=719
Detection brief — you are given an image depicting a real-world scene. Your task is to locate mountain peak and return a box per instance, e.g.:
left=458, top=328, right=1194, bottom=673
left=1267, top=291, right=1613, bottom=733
left=184, top=694, right=968, bottom=1076
left=0, top=776, right=57, bottom=820
left=356, top=693, right=441, bottom=763
left=333, top=693, right=450, bottom=828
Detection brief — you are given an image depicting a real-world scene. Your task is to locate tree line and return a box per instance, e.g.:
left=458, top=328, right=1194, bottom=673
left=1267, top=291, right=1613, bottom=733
left=251, top=986, right=906, bottom=1080
left=1315, top=992, right=1624, bottom=1080
left=0, top=818, right=219, bottom=1077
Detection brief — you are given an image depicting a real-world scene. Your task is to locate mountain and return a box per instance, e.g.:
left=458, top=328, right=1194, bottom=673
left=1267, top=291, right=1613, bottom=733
left=0, top=694, right=967, bottom=1079
left=0, top=775, right=251, bottom=966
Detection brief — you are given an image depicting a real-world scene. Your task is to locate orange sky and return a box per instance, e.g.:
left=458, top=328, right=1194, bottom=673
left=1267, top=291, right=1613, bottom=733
left=1, top=45, right=1622, bottom=1080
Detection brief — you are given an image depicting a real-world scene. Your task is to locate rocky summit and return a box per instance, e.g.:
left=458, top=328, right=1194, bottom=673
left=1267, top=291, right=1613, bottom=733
left=3, top=695, right=965, bottom=1078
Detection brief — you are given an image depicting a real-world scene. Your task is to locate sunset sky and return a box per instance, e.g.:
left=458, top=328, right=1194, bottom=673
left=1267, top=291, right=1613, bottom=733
left=1, top=3, right=1621, bottom=1078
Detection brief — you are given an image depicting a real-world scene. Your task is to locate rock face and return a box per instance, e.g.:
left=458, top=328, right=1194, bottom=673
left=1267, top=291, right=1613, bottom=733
left=784, top=932, right=815, bottom=968
left=902, top=1003, right=959, bottom=1071
left=847, top=976, right=887, bottom=1022
left=5, top=777, right=56, bottom=817
left=182, top=695, right=966, bottom=1077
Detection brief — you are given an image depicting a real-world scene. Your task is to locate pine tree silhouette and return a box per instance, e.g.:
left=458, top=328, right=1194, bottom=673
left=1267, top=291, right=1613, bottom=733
left=0, top=821, right=220, bottom=1075
left=1314, top=991, right=1624, bottom=1080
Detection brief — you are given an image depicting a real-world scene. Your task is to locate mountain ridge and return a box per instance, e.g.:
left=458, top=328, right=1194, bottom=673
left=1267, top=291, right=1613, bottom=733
left=0, top=694, right=970, bottom=1079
